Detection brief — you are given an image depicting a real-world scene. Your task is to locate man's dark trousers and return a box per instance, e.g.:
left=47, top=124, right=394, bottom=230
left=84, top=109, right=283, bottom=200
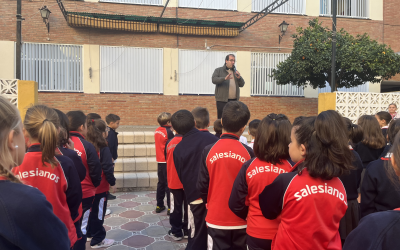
left=216, top=99, right=237, bottom=119
left=156, top=163, right=170, bottom=208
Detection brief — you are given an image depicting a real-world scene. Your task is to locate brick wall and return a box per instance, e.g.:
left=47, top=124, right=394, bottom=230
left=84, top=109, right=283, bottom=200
left=38, top=93, right=318, bottom=125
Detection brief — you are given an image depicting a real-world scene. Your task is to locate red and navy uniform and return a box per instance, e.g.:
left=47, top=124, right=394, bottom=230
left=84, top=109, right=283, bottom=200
left=69, top=131, right=102, bottom=198
left=107, top=127, right=119, bottom=161
left=198, top=133, right=254, bottom=250
left=360, top=152, right=400, bottom=218
left=343, top=208, right=400, bottom=250
left=354, top=142, right=385, bottom=168
left=17, top=144, right=82, bottom=248
left=57, top=146, right=86, bottom=182
left=165, top=134, right=188, bottom=237
left=229, top=157, right=294, bottom=249
left=155, top=125, right=174, bottom=208
left=259, top=164, right=347, bottom=250
left=0, top=178, right=71, bottom=250
left=155, top=125, right=174, bottom=163
left=87, top=146, right=116, bottom=246
left=69, top=131, right=102, bottom=250
left=173, top=127, right=218, bottom=250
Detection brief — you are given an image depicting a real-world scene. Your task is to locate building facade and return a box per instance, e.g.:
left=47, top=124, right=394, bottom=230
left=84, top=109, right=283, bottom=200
left=0, top=0, right=397, bottom=124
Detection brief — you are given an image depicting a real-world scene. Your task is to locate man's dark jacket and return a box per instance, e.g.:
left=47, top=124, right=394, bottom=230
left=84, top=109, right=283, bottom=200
left=212, top=64, right=245, bottom=102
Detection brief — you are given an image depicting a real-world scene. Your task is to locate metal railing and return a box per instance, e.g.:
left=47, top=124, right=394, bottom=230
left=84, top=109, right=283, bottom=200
left=100, top=46, right=163, bottom=94
left=320, top=0, right=369, bottom=18
left=251, top=53, right=304, bottom=96
left=252, top=0, right=306, bottom=14
left=21, top=43, right=83, bottom=92
left=178, top=0, right=237, bottom=11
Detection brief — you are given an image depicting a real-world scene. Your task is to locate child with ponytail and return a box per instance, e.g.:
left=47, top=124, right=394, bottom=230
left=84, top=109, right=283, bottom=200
left=0, top=97, right=70, bottom=250
left=66, top=110, right=102, bottom=250
left=229, top=113, right=293, bottom=250
left=259, top=111, right=354, bottom=250
left=85, top=117, right=116, bottom=248
left=16, top=105, right=82, bottom=248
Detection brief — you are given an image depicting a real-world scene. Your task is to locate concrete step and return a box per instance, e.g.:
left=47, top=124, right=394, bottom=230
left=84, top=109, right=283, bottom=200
left=117, top=144, right=156, bottom=158
left=115, top=157, right=157, bottom=172
left=115, top=171, right=157, bottom=189
left=117, top=131, right=155, bottom=144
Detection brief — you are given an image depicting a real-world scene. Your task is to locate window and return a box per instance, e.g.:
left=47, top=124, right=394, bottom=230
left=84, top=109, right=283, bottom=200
left=98, top=0, right=162, bottom=5
left=21, top=43, right=83, bottom=92
left=252, top=0, right=306, bottom=14
left=178, top=0, right=237, bottom=11
left=320, top=0, right=368, bottom=18
left=251, top=53, right=303, bottom=96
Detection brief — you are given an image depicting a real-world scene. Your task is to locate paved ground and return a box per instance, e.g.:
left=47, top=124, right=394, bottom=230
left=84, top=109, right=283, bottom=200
left=86, top=191, right=187, bottom=250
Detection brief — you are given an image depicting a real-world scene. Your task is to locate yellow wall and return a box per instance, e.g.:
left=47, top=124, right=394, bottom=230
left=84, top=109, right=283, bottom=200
left=306, top=0, right=320, bottom=17
left=236, top=51, right=251, bottom=97
left=83, top=44, right=100, bottom=94
left=318, top=92, right=336, bottom=113
left=0, top=41, right=15, bottom=79
left=237, top=0, right=252, bottom=13
left=17, top=80, right=38, bottom=120
left=163, top=0, right=177, bottom=7
left=163, top=48, right=179, bottom=95
left=369, top=0, right=383, bottom=21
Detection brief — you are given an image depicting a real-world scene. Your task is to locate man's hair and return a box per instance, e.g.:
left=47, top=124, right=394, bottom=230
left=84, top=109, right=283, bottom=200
left=171, top=110, right=195, bottom=135
left=248, top=119, right=260, bottom=137
left=106, top=114, right=121, bottom=124
left=213, top=119, right=222, bottom=134
left=225, top=54, right=235, bottom=61
left=157, top=112, right=172, bottom=126
left=222, top=101, right=250, bottom=133
left=192, top=107, right=209, bottom=129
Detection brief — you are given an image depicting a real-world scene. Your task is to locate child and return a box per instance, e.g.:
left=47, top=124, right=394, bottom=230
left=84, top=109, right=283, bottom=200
left=0, top=96, right=71, bottom=250
left=247, top=119, right=260, bottom=149
left=165, top=127, right=188, bottom=240
left=67, top=110, right=102, bottom=250
left=172, top=110, right=218, bottom=250
left=343, top=132, right=400, bottom=250
left=375, top=111, right=392, bottom=140
left=213, top=119, right=222, bottom=138
left=154, top=112, right=174, bottom=213
left=192, top=107, right=211, bottom=133
left=229, top=113, right=293, bottom=250
left=197, top=101, right=254, bottom=250
left=106, top=114, right=120, bottom=201
left=106, top=114, right=120, bottom=163
left=360, top=119, right=400, bottom=218
left=86, top=118, right=116, bottom=248
left=259, top=111, right=353, bottom=250
left=355, top=115, right=386, bottom=168
left=54, top=109, right=86, bottom=182
left=18, top=105, right=82, bottom=249
left=339, top=118, right=364, bottom=244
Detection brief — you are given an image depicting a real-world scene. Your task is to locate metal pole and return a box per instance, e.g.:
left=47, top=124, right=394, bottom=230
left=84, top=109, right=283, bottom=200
left=16, top=0, right=22, bottom=79
left=331, top=0, right=337, bottom=92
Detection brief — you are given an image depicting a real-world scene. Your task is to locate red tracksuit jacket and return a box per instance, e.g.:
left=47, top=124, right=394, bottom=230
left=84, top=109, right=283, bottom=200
left=165, top=135, right=183, bottom=189
left=70, top=132, right=102, bottom=198
left=259, top=164, right=347, bottom=250
left=16, top=144, right=82, bottom=247
left=155, top=125, right=174, bottom=163
left=229, top=157, right=294, bottom=239
left=197, top=133, right=254, bottom=228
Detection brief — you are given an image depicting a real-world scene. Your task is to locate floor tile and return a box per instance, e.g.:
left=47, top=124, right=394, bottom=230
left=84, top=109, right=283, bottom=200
left=119, top=201, right=141, bottom=208
left=146, top=241, right=176, bottom=250
left=121, top=221, right=149, bottom=231
left=105, top=229, right=133, bottom=241
left=119, top=210, right=145, bottom=219
left=123, top=235, right=155, bottom=248
left=104, top=217, right=130, bottom=227
left=141, top=226, right=168, bottom=237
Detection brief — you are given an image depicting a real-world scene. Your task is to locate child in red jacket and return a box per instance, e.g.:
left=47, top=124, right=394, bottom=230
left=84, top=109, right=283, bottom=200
left=154, top=112, right=174, bottom=213
left=229, top=114, right=293, bottom=250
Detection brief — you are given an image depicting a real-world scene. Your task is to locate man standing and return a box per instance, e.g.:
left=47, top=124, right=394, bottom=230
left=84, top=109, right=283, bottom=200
left=212, top=54, right=245, bottom=119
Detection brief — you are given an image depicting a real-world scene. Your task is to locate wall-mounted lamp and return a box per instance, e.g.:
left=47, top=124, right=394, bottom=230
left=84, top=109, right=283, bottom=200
left=278, top=21, right=289, bottom=44
left=39, top=6, right=51, bottom=33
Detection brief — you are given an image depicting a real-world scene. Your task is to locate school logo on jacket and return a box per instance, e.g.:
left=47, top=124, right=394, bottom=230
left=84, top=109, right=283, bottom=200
left=247, top=164, right=288, bottom=178
left=18, top=168, right=60, bottom=183
left=294, top=183, right=347, bottom=205
left=209, top=151, right=247, bottom=164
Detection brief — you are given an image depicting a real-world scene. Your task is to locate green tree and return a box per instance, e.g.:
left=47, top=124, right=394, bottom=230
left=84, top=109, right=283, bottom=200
left=271, top=18, right=400, bottom=90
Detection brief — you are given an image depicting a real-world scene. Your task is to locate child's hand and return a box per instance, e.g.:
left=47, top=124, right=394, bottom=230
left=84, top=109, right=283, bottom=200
left=111, top=186, right=116, bottom=193
left=66, top=138, right=74, bottom=150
